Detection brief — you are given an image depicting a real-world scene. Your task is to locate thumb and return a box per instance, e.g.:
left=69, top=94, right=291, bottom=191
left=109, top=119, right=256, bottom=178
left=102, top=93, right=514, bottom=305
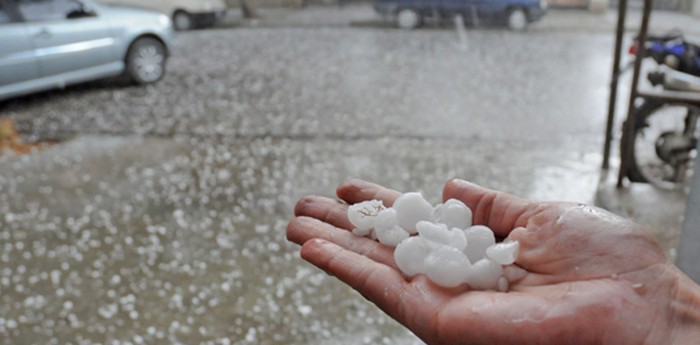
left=442, top=179, right=538, bottom=237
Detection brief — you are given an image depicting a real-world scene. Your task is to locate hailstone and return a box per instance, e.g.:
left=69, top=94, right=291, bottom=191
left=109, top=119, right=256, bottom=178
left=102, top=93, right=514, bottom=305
left=415, top=221, right=467, bottom=251
left=373, top=209, right=409, bottom=247
left=376, top=225, right=409, bottom=247
left=486, top=241, right=519, bottom=265
left=424, top=246, right=472, bottom=288
left=463, top=225, right=496, bottom=263
left=503, top=265, right=527, bottom=283
left=394, top=237, right=432, bottom=277
left=430, top=198, right=473, bottom=230
left=347, top=200, right=385, bottom=232
left=347, top=192, right=524, bottom=291
left=392, top=192, right=433, bottom=234
left=467, top=258, right=503, bottom=290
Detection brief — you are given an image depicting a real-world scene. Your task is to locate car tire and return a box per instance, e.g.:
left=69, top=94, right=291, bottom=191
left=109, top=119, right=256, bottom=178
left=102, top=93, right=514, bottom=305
left=506, top=7, right=528, bottom=31
left=173, top=10, right=193, bottom=31
left=126, top=37, right=167, bottom=85
left=396, top=8, right=421, bottom=30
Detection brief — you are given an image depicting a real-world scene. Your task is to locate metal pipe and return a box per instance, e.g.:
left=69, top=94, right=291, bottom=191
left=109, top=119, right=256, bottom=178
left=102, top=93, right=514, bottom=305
left=602, top=0, right=628, bottom=170
left=471, top=5, right=479, bottom=27
left=617, top=0, right=653, bottom=187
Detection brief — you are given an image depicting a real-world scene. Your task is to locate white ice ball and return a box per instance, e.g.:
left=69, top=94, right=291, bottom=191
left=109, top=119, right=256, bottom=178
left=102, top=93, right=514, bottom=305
left=376, top=225, right=409, bottom=247
left=393, top=192, right=433, bottom=234
left=348, top=191, right=525, bottom=292
left=463, top=225, right=496, bottom=263
left=394, top=237, right=433, bottom=277
left=347, top=200, right=385, bottom=232
left=374, top=208, right=399, bottom=231
left=423, top=246, right=472, bottom=288
left=430, top=199, right=473, bottom=230
left=503, top=265, right=528, bottom=283
left=497, top=276, right=509, bottom=292
left=485, top=241, right=519, bottom=265
left=446, top=228, right=468, bottom=251
left=416, top=221, right=449, bottom=245
left=375, top=209, right=409, bottom=247
left=466, top=258, right=503, bottom=290
left=416, top=221, right=467, bottom=251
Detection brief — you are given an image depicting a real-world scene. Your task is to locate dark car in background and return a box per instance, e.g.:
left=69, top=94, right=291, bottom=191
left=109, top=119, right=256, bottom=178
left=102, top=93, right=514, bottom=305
left=374, top=0, right=547, bottom=30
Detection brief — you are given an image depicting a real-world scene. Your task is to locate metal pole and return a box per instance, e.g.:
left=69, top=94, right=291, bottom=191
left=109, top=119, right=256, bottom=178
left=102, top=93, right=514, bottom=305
left=471, top=5, right=479, bottom=27
left=617, top=0, right=653, bottom=187
left=602, top=0, right=628, bottom=170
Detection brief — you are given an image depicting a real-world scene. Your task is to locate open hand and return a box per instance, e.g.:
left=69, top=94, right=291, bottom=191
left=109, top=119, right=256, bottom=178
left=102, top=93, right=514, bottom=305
left=286, top=179, right=700, bottom=345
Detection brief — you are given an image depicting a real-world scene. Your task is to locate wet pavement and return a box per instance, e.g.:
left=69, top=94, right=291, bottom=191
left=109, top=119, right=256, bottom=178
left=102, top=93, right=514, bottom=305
left=0, top=18, right=646, bottom=344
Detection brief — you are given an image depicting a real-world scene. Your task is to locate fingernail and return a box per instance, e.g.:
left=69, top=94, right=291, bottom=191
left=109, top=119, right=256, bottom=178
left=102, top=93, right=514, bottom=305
left=453, top=178, right=474, bottom=187
left=301, top=238, right=327, bottom=258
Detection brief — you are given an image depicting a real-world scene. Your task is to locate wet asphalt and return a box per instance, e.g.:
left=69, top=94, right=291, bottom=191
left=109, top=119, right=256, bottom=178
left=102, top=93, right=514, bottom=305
left=0, top=20, right=617, bottom=344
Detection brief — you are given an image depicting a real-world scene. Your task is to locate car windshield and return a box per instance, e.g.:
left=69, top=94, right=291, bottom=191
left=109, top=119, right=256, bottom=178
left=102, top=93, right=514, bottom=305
left=0, top=3, right=10, bottom=23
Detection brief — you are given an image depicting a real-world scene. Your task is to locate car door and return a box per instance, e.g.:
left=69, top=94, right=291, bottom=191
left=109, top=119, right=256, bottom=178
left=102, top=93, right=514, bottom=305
left=0, top=0, right=41, bottom=88
left=16, top=0, right=117, bottom=80
left=438, top=0, right=474, bottom=21
left=465, top=0, right=504, bottom=22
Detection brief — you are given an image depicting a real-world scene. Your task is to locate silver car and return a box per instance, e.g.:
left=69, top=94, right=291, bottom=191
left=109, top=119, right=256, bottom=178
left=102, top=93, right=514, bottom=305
left=0, top=0, right=174, bottom=101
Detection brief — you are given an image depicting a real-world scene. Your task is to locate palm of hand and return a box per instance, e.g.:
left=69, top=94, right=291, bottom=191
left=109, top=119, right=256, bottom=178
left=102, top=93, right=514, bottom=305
left=287, top=179, right=676, bottom=345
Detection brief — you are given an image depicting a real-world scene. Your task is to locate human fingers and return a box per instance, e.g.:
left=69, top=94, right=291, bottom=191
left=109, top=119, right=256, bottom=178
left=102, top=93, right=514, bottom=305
left=287, top=216, right=398, bottom=269
left=442, top=179, right=540, bottom=237
left=336, top=178, right=402, bottom=207
left=299, top=239, right=439, bottom=341
left=294, top=195, right=354, bottom=230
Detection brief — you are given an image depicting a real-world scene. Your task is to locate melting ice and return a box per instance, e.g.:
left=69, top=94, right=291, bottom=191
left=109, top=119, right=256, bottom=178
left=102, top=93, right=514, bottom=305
left=348, top=193, right=522, bottom=290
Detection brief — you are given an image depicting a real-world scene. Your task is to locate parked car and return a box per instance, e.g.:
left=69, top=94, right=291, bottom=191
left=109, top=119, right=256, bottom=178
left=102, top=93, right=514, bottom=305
left=96, top=0, right=227, bottom=30
left=0, top=0, right=174, bottom=102
left=373, top=0, right=548, bottom=31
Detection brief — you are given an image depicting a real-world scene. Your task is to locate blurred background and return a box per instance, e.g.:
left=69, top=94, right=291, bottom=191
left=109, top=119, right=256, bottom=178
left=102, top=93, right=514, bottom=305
left=1, top=0, right=699, bottom=344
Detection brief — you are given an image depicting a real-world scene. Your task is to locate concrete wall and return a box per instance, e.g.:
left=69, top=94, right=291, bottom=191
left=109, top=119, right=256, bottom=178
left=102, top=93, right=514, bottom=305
left=677, top=0, right=700, bottom=15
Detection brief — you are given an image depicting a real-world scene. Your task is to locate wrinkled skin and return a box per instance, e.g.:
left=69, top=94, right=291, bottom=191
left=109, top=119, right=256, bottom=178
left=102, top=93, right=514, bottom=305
left=286, top=179, right=700, bottom=345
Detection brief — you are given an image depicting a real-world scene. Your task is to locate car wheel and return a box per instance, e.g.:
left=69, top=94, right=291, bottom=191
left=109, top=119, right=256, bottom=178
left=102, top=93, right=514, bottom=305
left=396, top=8, right=421, bottom=29
left=506, top=8, right=527, bottom=31
left=173, top=10, right=193, bottom=31
left=126, top=37, right=167, bottom=85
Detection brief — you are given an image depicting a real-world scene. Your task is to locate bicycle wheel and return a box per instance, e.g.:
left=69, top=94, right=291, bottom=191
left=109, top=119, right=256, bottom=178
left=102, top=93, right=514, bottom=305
left=628, top=101, right=699, bottom=189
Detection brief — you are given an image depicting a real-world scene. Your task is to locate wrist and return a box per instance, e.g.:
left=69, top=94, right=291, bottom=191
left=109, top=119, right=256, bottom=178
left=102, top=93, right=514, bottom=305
left=668, top=267, right=700, bottom=344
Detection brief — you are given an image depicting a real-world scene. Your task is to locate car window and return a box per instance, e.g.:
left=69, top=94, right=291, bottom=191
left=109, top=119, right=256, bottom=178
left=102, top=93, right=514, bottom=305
left=17, top=0, right=82, bottom=22
left=0, top=3, right=11, bottom=24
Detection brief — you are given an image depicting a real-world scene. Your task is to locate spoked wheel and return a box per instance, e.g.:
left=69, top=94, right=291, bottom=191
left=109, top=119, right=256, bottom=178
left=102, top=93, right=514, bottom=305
left=126, top=37, right=167, bottom=84
left=628, top=101, right=699, bottom=190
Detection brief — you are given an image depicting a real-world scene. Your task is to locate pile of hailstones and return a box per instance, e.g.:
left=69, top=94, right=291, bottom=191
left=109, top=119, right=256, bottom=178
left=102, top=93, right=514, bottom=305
left=347, top=192, right=525, bottom=291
